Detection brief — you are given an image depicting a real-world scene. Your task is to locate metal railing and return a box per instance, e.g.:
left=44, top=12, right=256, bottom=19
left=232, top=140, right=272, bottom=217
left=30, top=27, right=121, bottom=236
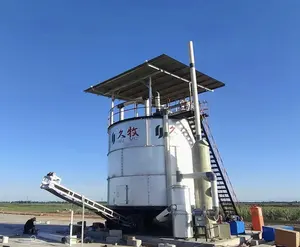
left=107, top=99, right=201, bottom=127
left=202, top=118, right=239, bottom=204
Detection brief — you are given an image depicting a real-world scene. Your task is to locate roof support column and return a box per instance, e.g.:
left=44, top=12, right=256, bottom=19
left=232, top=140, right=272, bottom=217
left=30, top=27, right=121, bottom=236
left=110, top=96, right=114, bottom=125
left=119, top=107, right=124, bottom=121
left=134, top=103, right=138, bottom=117
left=148, top=77, right=152, bottom=115
left=145, top=99, right=150, bottom=116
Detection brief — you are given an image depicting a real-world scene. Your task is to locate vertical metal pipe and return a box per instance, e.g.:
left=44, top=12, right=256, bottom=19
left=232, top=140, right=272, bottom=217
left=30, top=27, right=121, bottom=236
left=189, top=82, right=193, bottom=110
left=145, top=99, right=150, bottom=116
left=189, top=41, right=202, bottom=141
left=81, top=196, right=85, bottom=246
left=155, top=92, right=161, bottom=111
left=69, top=210, right=74, bottom=246
left=148, top=77, right=152, bottom=113
left=107, top=178, right=110, bottom=205
left=163, top=109, right=172, bottom=206
left=110, top=97, right=114, bottom=125
left=120, top=107, right=124, bottom=121
left=145, top=119, right=149, bottom=145
left=134, top=103, right=138, bottom=117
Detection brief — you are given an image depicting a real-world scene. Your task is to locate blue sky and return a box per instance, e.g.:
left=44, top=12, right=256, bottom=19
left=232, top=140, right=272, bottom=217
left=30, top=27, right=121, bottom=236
left=0, top=0, right=299, bottom=202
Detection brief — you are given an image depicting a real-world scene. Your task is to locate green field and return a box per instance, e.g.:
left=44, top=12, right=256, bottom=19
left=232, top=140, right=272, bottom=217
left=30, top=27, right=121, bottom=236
left=238, top=203, right=300, bottom=222
left=1, top=202, right=300, bottom=223
left=0, top=202, right=100, bottom=215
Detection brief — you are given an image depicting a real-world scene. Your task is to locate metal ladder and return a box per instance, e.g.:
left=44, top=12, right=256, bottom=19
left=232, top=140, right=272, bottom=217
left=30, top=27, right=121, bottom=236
left=186, top=115, right=239, bottom=216
left=40, top=174, right=135, bottom=228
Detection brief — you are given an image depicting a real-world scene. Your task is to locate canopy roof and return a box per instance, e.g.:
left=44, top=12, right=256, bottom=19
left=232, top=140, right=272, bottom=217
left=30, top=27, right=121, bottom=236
left=84, top=54, right=225, bottom=103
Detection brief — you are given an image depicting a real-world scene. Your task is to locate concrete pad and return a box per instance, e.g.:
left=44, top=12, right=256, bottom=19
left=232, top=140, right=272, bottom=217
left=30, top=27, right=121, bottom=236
left=38, top=232, right=66, bottom=243
left=127, top=238, right=142, bottom=247
left=251, top=240, right=260, bottom=246
left=165, top=244, right=176, bottom=247
left=109, top=229, right=122, bottom=237
left=106, top=236, right=121, bottom=244
left=0, top=213, right=104, bottom=246
left=257, top=244, right=275, bottom=247
left=252, top=232, right=263, bottom=240
left=86, top=230, right=108, bottom=241
left=127, top=236, right=136, bottom=240
left=250, top=239, right=268, bottom=246
left=127, top=234, right=253, bottom=247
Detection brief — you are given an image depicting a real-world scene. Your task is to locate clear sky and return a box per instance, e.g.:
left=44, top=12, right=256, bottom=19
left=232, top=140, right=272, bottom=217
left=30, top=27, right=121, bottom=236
left=0, top=0, right=299, bottom=202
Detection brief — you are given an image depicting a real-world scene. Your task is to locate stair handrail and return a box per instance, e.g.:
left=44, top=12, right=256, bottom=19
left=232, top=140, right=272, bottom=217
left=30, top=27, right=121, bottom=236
left=201, top=118, right=239, bottom=205
left=40, top=173, right=135, bottom=227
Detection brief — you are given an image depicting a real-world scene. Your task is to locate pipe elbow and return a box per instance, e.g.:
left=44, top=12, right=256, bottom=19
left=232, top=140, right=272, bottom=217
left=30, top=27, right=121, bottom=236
left=176, top=171, right=183, bottom=183
left=206, top=206, right=220, bottom=221
left=205, top=172, right=216, bottom=182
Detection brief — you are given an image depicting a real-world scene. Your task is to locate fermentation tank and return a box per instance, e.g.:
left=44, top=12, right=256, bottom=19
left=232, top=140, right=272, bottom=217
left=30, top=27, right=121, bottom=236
left=108, top=117, right=195, bottom=207
left=107, top=115, right=195, bottom=228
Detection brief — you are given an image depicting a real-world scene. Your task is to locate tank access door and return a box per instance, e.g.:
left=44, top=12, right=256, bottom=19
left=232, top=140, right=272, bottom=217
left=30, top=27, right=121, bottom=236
left=116, top=185, right=129, bottom=205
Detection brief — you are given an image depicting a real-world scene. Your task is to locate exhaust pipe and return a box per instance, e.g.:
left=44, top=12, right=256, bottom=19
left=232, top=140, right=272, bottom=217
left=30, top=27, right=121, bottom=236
left=154, top=205, right=177, bottom=223
left=176, top=171, right=219, bottom=219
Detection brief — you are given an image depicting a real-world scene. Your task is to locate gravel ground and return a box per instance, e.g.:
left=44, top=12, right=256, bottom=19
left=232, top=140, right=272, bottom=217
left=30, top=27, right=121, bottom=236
left=0, top=213, right=106, bottom=246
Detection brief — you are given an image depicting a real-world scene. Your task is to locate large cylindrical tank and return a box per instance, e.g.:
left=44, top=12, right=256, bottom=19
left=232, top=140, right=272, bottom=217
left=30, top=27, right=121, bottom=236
left=107, top=116, right=195, bottom=208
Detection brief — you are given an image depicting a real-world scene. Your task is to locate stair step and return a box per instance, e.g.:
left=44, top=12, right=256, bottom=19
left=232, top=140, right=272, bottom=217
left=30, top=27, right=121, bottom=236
left=219, top=197, right=231, bottom=200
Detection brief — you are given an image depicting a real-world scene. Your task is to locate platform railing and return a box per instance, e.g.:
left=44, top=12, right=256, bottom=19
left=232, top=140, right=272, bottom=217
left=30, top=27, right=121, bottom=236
left=107, top=99, right=197, bottom=127
left=107, top=104, right=147, bottom=127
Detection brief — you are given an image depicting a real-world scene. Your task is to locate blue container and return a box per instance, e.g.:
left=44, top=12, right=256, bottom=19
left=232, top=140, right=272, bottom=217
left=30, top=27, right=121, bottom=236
left=230, top=221, right=245, bottom=235
left=262, top=225, right=294, bottom=242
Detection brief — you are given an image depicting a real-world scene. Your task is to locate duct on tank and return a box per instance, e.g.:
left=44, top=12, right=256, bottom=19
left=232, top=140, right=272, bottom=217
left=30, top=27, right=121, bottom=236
left=154, top=106, right=173, bottom=224
left=154, top=204, right=177, bottom=223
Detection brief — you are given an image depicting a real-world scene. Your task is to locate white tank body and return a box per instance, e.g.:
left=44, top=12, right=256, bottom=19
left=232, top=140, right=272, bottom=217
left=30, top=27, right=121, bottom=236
left=107, top=117, right=195, bottom=207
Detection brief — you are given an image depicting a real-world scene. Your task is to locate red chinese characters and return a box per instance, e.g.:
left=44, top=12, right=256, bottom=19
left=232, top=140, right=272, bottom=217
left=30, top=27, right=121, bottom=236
left=115, top=126, right=139, bottom=142
left=169, top=126, right=175, bottom=134
left=127, top=126, right=139, bottom=138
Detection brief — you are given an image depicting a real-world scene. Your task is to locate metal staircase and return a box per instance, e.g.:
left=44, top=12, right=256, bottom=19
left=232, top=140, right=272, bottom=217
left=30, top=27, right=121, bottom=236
left=40, top=173, right=135, bottom=228
left=185, top=115, right=239, bottom=216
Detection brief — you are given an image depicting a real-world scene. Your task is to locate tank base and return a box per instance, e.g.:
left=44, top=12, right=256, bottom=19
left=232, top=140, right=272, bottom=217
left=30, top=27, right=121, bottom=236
left=106, top=206, right=172, bottom=236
